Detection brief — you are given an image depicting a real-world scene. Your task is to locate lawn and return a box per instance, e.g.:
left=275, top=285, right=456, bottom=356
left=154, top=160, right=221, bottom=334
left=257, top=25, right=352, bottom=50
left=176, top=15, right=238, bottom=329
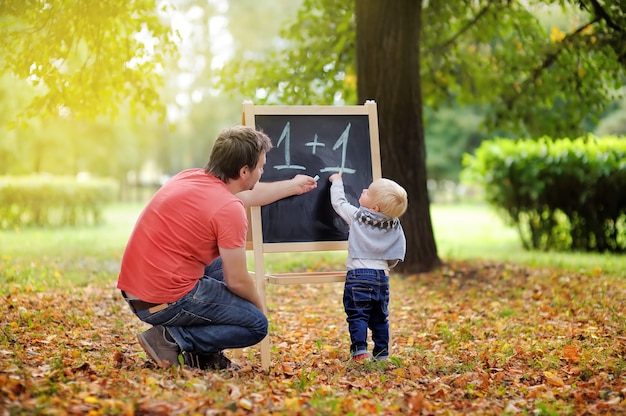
left=1, top=202, right=624, bottom=293
left=1, top=203, right=143, bottom=294
left=431, top=204, right=626, bottom=276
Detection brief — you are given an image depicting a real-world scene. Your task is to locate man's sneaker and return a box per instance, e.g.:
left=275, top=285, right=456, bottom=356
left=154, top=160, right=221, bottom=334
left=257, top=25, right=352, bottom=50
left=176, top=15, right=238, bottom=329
left=182, top=351, right=239, bottom=370
left=137, top=325, right=180, bottom=367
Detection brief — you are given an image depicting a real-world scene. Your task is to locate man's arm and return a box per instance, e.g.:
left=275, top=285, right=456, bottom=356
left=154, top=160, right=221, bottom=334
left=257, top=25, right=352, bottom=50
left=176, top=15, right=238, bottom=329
left=218, top=246, right=264, bottom=311
left=236, top=174, right=317, bottom=207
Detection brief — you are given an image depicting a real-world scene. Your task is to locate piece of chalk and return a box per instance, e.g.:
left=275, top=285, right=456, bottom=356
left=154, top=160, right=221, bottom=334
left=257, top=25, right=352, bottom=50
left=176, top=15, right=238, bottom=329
left=313, top=175, right=320, bottom=181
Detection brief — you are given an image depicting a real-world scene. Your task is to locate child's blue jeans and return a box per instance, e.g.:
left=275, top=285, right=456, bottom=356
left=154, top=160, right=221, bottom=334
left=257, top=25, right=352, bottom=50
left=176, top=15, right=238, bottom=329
left=343, top=268, right=390, bottom=359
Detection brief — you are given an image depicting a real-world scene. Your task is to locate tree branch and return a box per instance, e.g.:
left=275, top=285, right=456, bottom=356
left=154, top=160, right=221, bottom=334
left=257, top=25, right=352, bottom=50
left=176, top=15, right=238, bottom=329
left=437, top=2, right=502, bottom=50
left=581, top=0, right=625, bottom=33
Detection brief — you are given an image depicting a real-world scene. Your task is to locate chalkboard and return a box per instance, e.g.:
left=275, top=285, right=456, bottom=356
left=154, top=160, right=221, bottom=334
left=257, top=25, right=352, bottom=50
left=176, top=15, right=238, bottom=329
left=243, top=102, right=381, bottom=249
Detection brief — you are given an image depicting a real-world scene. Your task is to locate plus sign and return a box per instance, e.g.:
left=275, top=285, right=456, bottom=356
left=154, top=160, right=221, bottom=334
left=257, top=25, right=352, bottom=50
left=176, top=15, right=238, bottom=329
left=305, top=134, right=326, bottom=155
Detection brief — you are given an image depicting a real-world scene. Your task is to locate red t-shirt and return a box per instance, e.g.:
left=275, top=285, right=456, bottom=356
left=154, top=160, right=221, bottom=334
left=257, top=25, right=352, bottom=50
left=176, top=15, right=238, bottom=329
left=117, top=169, right=247, bottom=303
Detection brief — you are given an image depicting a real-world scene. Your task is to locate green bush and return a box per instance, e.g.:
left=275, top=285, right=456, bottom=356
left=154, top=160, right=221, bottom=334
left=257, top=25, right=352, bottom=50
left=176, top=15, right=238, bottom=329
left=0, top=175, right=118, bottom=229
left=461, top=135, right=626, bottom=253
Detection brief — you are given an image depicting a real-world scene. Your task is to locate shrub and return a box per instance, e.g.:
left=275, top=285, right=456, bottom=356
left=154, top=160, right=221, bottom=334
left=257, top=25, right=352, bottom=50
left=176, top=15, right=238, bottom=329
left=461, top=135, right=626, bottom=252
left=0, top=175, right=118, bottom=229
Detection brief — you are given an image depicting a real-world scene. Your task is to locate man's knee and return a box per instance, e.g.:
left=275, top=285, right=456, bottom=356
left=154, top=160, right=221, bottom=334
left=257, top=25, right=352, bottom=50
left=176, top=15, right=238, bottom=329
left=250, top=314, right=269, bottom=343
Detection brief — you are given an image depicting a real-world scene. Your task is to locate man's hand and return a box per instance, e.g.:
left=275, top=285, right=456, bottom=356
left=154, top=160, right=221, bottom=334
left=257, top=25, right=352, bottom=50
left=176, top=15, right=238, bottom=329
left=237, top=174, right=318, bottom=207
left=291, top=174, right=318, bottom=195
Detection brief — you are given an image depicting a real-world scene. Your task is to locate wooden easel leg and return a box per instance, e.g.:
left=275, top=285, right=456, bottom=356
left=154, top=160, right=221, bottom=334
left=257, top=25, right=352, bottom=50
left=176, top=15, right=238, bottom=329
left=260, top=335, right=271, bottom=370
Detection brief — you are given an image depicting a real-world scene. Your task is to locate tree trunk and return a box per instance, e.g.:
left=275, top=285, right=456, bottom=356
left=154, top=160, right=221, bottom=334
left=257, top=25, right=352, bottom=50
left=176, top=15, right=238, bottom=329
left=355, top=0, right=441, bottom=273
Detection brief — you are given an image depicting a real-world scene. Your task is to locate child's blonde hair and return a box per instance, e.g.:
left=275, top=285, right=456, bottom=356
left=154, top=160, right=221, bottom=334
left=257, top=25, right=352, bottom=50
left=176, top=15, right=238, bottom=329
left=370, top=178, right=408, bottom=218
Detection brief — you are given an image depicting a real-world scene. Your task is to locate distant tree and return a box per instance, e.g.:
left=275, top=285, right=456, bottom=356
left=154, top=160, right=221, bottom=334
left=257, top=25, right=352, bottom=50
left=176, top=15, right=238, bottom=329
left=424, top=105, right=487, bottom=182
left=0, top=0, right=302, bottom=178
left=154, top=0, right=305, bottom=174
left=0, top=74, right=38, bottom=174
left=219, top=0, right=626, bottom=273
left=594, top=95, right=626, bottom=136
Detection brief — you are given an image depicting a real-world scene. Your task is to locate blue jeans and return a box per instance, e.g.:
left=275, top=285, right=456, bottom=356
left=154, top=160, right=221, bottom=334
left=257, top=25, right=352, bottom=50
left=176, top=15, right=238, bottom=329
left=343, top=269, right=390, bottom=358
left=130, top=258, right=268, bottom=353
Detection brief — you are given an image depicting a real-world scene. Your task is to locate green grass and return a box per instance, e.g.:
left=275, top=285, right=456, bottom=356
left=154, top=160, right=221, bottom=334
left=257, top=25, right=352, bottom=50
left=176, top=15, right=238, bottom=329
left=432, top=203, right=626, bottom=276
left=0, top=202, right=142, bottom=255
left=1, top=202, right=624, bottom=294
left=0, top=203, right=143, bottom=293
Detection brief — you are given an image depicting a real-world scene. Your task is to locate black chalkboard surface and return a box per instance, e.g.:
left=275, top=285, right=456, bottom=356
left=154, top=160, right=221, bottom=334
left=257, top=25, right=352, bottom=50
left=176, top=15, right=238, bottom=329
left=243, top=103, right=381, bottom=246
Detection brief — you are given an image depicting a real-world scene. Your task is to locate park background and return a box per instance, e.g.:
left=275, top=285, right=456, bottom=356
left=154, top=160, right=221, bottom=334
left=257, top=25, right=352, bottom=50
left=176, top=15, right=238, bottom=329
left=1, top=1, right=626, bottom=415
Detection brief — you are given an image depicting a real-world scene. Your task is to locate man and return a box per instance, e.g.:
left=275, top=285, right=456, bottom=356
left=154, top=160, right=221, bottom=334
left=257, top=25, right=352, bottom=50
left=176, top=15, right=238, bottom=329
left=117, top=126, right=317, bottom=370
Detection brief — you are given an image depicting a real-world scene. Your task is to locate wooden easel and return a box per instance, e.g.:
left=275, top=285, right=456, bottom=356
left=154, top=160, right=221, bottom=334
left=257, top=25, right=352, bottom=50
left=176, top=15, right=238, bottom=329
left=242, top=101, right=381, bottom=369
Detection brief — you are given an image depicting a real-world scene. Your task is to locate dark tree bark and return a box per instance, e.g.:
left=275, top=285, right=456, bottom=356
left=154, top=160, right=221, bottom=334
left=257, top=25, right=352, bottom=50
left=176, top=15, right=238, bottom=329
left=355, top=0, right=441, bottom=273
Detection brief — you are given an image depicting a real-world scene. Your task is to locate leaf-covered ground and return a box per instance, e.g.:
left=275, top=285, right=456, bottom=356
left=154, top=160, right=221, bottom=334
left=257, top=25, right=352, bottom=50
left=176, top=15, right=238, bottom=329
left=2, top=260, right=626, bottom=415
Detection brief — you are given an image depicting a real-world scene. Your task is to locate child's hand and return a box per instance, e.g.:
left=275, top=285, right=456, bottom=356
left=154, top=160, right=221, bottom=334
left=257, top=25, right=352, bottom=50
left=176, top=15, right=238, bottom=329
left=329, top=171, right=342, bottom=182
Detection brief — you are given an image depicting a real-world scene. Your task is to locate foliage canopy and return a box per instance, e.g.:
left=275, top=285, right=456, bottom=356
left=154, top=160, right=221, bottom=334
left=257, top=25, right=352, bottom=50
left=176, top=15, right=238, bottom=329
left=0, top=0, right=178, bottom=121
left=220, top=0, right=626, bottom=139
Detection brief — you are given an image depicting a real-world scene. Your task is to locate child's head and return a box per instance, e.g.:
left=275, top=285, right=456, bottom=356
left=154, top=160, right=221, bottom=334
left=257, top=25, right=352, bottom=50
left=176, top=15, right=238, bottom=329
left=358, top=178, right=408, bottom=218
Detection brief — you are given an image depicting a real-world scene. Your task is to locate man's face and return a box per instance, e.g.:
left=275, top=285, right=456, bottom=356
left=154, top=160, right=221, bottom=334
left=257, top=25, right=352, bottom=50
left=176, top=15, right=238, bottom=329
left=246, top=152, right=266, bottom=191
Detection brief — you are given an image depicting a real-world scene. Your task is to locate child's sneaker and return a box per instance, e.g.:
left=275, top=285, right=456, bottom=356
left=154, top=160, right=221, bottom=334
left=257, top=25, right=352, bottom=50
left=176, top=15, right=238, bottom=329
left=351, top=353, right=371, bottom=362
